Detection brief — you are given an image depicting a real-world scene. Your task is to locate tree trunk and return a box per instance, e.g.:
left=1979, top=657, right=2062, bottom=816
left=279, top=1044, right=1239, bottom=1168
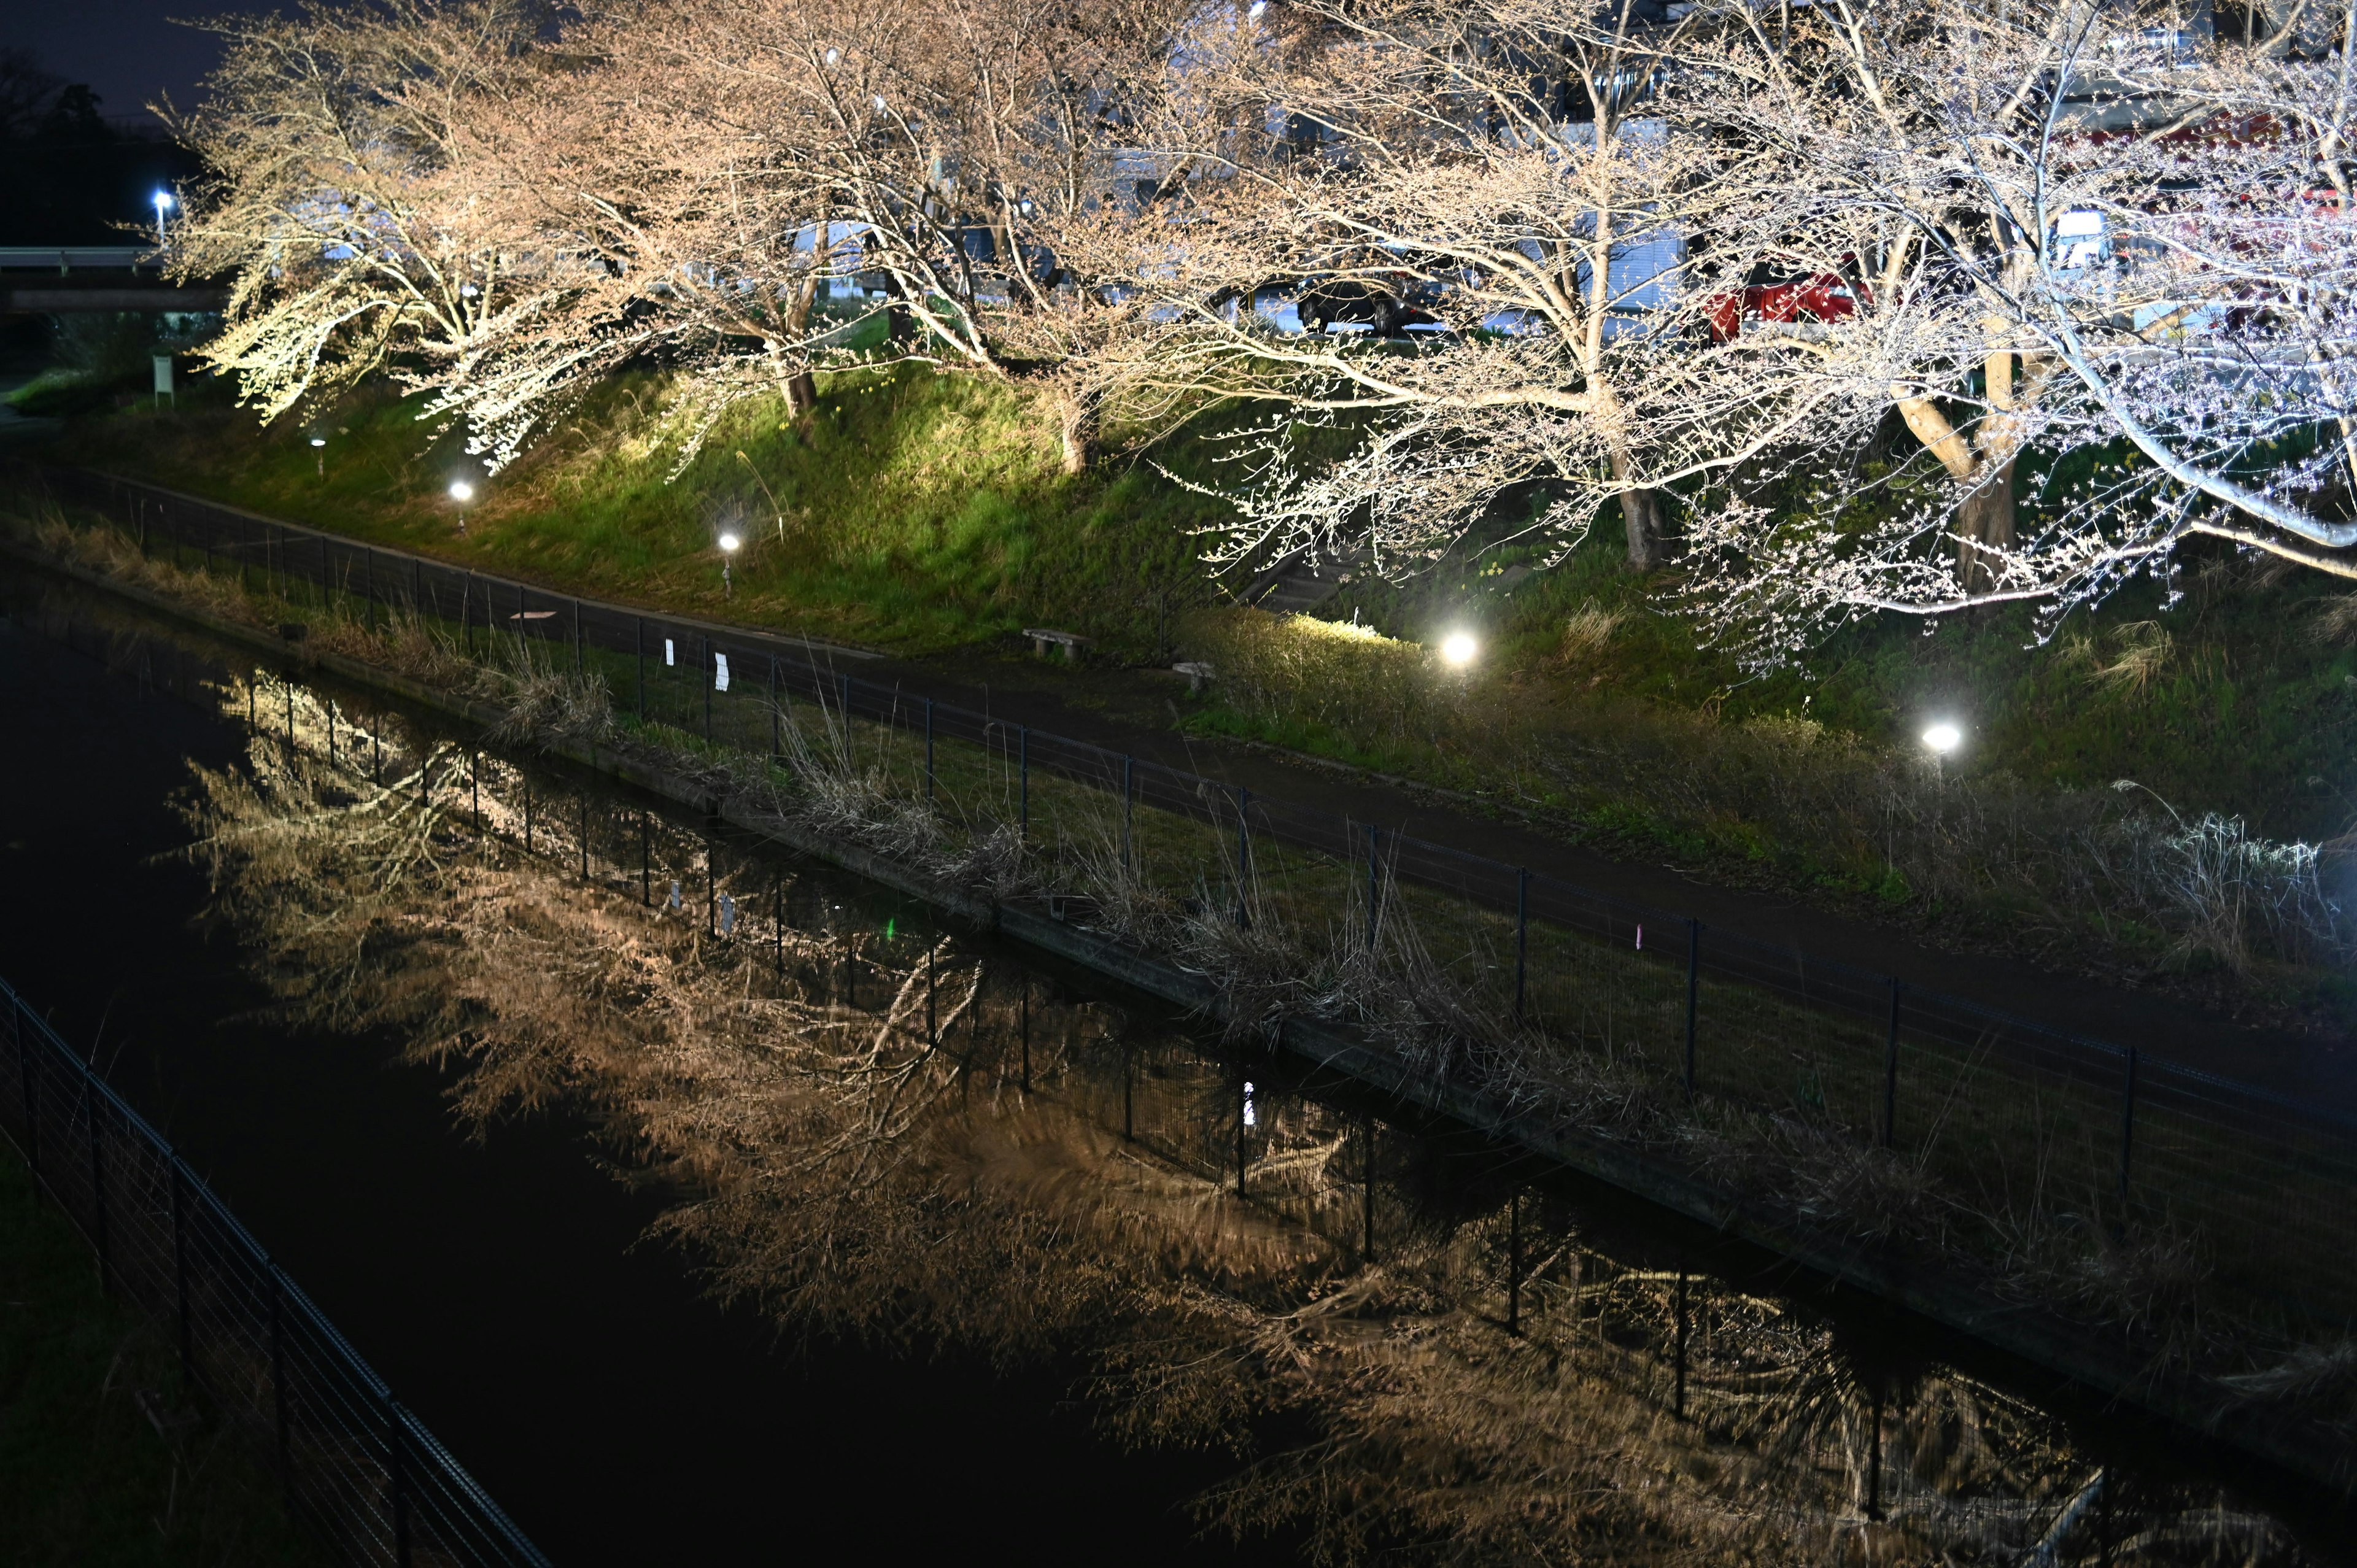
left=1055, top=380, right=1100, bottom=475
left=780, top=272, right=821, bottom=418
left=1618, top=487, right=1664, bottom=568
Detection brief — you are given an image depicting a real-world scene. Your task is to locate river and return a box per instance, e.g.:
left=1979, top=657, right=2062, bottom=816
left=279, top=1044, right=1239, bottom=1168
left=0, top=559, right=2345, bottom=1566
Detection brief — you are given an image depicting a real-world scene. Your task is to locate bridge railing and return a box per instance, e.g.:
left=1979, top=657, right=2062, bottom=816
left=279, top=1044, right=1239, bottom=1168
left=0, top=972, right=549, bottom=1568
left=38, top=465, right=2357, bottom=1340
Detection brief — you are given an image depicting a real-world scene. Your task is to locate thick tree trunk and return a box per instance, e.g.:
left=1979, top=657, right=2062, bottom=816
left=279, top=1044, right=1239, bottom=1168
left=780, top=272, right=821, bottom=418
left=1055, top=380, right=1100, bottom=475
left=1607, top=439, right=1663, bottom=567
left=1895, top=358, right=2038, bottom=595
left=1618, top=487, right=1664, bottom=568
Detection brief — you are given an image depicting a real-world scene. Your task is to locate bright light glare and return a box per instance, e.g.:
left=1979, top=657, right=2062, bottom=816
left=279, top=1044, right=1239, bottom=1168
left=717, top=531, right=743, bottom=552
left=1247, top=0, right=1267, bottom=16
left=153, top=191, right=174, bottom=210
left=1439, top=631, right=1478, bottom=668
left=309, top=436, right=326, bottom=447
left=448, top=481, right=475, bottom=503
left=1921, top=722, right=1962, bottom=754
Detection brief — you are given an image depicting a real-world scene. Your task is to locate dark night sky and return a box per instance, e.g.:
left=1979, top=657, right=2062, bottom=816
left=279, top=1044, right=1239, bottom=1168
left=1, top=0, right=298, bottom=129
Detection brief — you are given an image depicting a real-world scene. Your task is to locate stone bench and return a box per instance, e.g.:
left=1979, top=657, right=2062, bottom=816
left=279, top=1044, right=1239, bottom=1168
left=1172, top=660, right=1215, bottom=695
left=1024, top=627, right=1094, bottom=662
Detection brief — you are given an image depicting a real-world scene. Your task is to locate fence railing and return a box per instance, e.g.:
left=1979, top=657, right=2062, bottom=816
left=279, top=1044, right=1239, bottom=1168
left=0, top=973, right=551, bottom=1568
left=34, top=465, right=2357, bottom=1338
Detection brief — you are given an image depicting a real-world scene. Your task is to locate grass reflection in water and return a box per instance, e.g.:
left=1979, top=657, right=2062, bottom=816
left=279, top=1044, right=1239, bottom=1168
left=170, top=676, right=2318, bottom=1567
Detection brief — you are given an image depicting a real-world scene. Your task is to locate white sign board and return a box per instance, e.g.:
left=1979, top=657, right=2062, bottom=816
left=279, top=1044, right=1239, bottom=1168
left=664, top=638, right=675, bottom=667
left=714, top=653, right=730, bottom=692
left=152, top=354, right=174, bottom=395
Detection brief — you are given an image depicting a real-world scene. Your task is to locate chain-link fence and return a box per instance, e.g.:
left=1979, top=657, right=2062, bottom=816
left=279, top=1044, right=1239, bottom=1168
left=37, top=465, right=2357, bottom=1340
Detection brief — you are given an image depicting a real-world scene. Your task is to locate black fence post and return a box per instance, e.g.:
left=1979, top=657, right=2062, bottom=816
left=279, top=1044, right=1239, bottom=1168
left=926, top=937, right=939, bottom=1046
left=1363, top=1117, right=1377, bottom=1264
left=640, top=812, right=651, bottom=906
left=2118, top=1046, right=2140, bottom=1213
left=924, top=698, right=935, bottom=801
left=573, top=600, right=582, bottom=674
left=17, top=999, right=37, bottom=1179
left=1366, top=825, right=1382, bottom=950
left=1673, top=1267, right=1690, bottom=1420
left=635, top=618, right=645, bottom=719
left=1121, top=755, right=1134, bottom=872
left=385, top=1392, right=412, bottom=1568
left=769, top=657, right=780, bottom=760
left=1018, top=726, right=1030, bottom=839
left=1236, top=1069, right=1248, bottom=1196
left=1235, top=787, right=1252, bottom=927
left=579, top=796, right=589, bottom=882
left=171, top=1159, right=192, bottom=1385
left=703, top=640, right=713, bottom=741
left=1507, top=1190, right=1521, bottom=1334
left=773, top=871, right=783, bottom=975
left=269, top=1268, right=288, bottom=1493
left=1020, top=976, right=1032, bottom=1092
left=1882, top=978, right=1903, bottom=1149
left=1514, top=869, right=1530, bottom=1022
left=1683, top=919, right=1701, bottom=1099
left=85, top=1075, right=107, bottom=1290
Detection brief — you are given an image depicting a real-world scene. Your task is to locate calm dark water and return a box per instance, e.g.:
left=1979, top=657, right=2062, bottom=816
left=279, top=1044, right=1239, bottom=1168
left=1, top=562, right=2348, bottom=1566
left=0, top=576, right=1312, bottom=1566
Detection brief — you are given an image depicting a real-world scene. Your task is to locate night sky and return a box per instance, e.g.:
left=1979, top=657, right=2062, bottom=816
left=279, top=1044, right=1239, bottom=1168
left=1, top=0, right=296, bottom=128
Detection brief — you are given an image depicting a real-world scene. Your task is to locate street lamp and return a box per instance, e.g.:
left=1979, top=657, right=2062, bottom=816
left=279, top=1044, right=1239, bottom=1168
left=152, top=190, right=174, bottom=249
left=309, top=434, right=327, bottom=477
left=1921, top=722, right=1961, bottom=754
left=1439, top=631, right=1478, bottom=669
left=718, top=530, right=742, bottom=597
left=450, top=479, right=475, bottom=534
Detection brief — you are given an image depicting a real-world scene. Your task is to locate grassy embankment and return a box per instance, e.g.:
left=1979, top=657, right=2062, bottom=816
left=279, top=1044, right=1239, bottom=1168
left=0, top=1148, right=320, bottom=1566
left=32, top=366, right=2357, bottom=1013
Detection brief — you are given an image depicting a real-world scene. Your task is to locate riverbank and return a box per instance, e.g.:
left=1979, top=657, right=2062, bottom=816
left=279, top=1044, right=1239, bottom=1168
left=31, top=385, right=2357, bottom=1041
left=7, top=481, right=2356, bottom=1500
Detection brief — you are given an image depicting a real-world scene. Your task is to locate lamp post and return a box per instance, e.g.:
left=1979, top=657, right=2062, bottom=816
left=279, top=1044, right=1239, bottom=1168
left=152, top=191, right=174, bottom=249
left=1921, top=720, right=1961, bottom=782
left=718, top=531, right=741, bottom=598
left=310, top=435, right=327, bottom=478
left=1439, top=631, right=1478, bottom=670
left=449, top=479, right=475, bottom=535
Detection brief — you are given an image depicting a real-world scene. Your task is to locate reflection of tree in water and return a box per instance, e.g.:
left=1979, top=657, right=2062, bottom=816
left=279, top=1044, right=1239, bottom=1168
left=176, top=679, right=2318, bottom=1567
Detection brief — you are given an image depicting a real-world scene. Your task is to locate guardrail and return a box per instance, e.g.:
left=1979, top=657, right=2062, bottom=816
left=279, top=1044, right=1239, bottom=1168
left=0, top=246, right=160, bottom=272
left=33, top=465, right=2357, bottom=1340
left=0, top=973, right=551, bottom=1567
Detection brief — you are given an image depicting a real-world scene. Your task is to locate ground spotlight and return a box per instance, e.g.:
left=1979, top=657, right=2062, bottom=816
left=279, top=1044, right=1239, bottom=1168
left=1440, top=631, right=1478, bottom=668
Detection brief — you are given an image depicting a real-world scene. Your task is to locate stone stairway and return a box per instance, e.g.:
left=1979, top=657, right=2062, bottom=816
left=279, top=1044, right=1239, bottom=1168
left=1245, top=547, right=1364, bottom=615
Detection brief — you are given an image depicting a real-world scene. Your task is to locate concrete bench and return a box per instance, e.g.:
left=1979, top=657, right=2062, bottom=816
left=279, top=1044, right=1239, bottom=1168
left=1172, top=660, right=1215, bottom=695
left=1024, top=627, right=1094, bottom=662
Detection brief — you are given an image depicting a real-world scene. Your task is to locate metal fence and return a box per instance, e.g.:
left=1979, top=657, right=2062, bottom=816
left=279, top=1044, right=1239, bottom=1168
left=0, top=973, right=551, bottom=1568
left=37, top=465, right=2357, bottom=1337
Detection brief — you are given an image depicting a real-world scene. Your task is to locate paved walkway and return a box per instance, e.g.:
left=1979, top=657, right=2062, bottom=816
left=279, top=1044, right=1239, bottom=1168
left=24, top=463, right=2356, bottom=1110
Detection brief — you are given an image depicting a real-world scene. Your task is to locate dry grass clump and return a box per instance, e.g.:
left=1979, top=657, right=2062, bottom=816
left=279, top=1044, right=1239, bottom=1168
left=2305, top=592, right=2357, bottom=648
left=2086, top=620, right=2173, bottom=696
left=1555, top=602, right=1625, bottom=666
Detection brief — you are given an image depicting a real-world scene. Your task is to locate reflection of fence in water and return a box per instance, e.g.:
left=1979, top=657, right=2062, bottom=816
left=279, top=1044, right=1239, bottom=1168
left=42, top=469, right=2357, bottom=1338
left=0, top=974, right=549, bottom=1568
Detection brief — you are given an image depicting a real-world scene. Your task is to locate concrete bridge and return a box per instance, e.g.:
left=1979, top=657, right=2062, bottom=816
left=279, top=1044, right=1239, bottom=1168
left=1, top=247, right=225, bottom=314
